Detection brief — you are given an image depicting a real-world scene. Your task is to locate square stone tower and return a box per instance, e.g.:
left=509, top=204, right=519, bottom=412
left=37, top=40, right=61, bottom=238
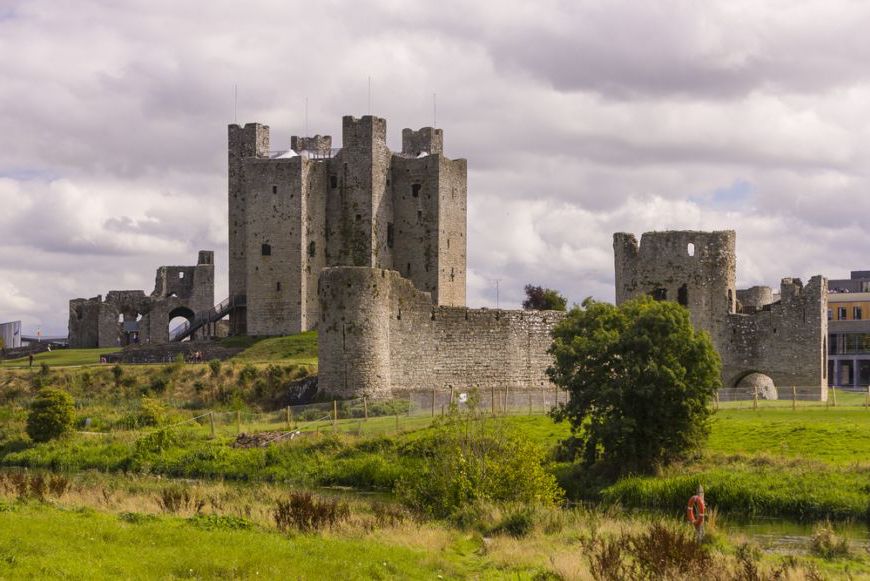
left=227, top=115, right=467, bottom=336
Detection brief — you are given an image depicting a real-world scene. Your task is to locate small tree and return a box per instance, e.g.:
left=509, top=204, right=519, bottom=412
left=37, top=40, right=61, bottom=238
left=548, top=296, right=721, bottom=475
left=26, top=388, right=76, bottom=442
left=523, top=285, right=567, bottom=311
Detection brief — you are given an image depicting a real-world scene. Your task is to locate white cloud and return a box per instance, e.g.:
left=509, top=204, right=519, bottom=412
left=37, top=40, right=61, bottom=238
left=1, top=0, right=869, bottom=334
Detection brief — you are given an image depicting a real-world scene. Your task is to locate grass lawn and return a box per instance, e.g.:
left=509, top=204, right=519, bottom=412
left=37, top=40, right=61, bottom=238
left=231, top=332, right=318, bottom=366
left=0, top=348, right=118, bottom=368
left=0, top=503, right=493, bottom=580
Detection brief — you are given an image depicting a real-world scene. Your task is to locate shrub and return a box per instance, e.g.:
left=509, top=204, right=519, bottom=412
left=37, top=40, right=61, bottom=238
left=811, top=521, right=850, bottom=559
left=370, top=501, right=408, bottom=528
left=135, top=397, right=166, bottom=427
left=26, top=388, right=75, bottom=442
left=274, top=492, right=350, bottom=533
left=157, top=484, right=204, bottom=514
left=208, top=359, right=221, bottom=377
left=396, top=409, right=563, bottom=518
left=149, top=377, right=169, bottom=395
left=490, top=505, right=536, bottom=538
left=111, top=365, right=124, bottom=387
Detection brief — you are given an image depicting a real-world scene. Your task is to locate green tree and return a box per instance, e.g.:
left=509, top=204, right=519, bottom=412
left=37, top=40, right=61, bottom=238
left=26, top=388, right=76, bottom=442
left=547, top=296, right=721, bottom=475
left=522, top=285, right=567, bottom=311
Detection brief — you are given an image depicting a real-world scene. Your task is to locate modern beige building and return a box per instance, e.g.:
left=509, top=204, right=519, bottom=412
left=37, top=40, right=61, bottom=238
left=827, top=271, right=870, bottom=387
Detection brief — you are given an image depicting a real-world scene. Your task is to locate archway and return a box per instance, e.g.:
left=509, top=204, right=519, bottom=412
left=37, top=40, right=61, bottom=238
left=168, top=306, right=195, bottom=342
left=735, top=371, right=777, bottom=400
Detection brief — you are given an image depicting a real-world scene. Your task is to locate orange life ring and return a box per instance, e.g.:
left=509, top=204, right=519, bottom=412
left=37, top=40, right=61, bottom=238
left=686, top=495, right=705, bottom=527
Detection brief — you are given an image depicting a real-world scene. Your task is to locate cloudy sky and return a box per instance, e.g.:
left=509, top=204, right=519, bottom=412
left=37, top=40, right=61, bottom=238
left=2, top=0, right=869, bottom=336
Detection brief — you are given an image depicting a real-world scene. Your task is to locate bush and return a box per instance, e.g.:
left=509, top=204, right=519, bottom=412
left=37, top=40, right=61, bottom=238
left=208, top=359, right=221, bottom=377
left=811, top=521, right=850, bottom=559
left=136, top=397, right=166, bottom=427
left=274, top=492, right=350, bottom=533
left=26, top=388, right=75, bottom=442
left=396, top=406, right=563, bottom=518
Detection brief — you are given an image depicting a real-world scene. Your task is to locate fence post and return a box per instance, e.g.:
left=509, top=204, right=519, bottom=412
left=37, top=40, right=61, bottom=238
left=333, top=400, right=337, bottom=431
left=792, top=386, right=796, bottom=411
left=753, top=387, right=758, bottom=410
left=285, top=406, right=291, bottom=429
left=831, top=386, right=837, bottom=407
left=209, top=412, right=216, bottom=439
left=289, top=407, right=294, bottom=429
left=407, top=392, right=412, bottom=417
left=432, top=388, right=436, bottom=418
left=528, top=393, right=533, bottom=416
left=236, top=410, right=241, bottom=434
left=449, top=385, right=455, bottom=406
left=363, top=397, right=368, bottom=421
left=491, top=386, right=496, bottom=416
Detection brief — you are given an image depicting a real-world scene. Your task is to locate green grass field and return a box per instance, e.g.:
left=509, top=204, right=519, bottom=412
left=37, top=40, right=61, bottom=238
left=230, top=332, right=318, bottom=365
left=0, top=348, right=119, bottom=368
left=0, top=503, right=494, bottom=580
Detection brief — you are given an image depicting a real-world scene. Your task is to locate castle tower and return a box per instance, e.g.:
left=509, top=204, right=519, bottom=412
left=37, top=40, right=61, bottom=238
left=228, top=123, right=270, bottom=335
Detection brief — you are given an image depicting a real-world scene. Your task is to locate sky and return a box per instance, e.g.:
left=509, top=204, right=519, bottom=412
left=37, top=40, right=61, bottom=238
left=1, top=0, right=869, bottom=336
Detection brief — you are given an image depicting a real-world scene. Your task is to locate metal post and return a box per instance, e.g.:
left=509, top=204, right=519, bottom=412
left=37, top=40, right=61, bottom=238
left=491, top=386, right=496, bottom=416
left=753, top=387, right=758, bottom=410
left=792, top=386, right=796, bottom=411
left=209, top=412, right=216, bottom=438
left=333, top=400, right=337, bottom=430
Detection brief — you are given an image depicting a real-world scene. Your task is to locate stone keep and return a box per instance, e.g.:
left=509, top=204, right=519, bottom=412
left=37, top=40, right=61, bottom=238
left=228, top=115, right=467, bottom=337
left=68, top=251, right=215, bottom=348
left=614, top=231, right=828, bottom=399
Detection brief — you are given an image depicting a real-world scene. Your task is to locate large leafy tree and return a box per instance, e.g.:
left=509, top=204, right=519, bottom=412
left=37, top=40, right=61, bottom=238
left=523, top=285, right=567, bottom=311
left=547, top=296, right=721, bottom=475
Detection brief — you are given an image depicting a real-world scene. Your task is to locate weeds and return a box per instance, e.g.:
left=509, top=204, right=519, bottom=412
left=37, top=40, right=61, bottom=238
left=157, top=484, right=204, bottom=514
left=810, top=520, right=850, bottom=559
left=274, top=492, right=349, bottom=533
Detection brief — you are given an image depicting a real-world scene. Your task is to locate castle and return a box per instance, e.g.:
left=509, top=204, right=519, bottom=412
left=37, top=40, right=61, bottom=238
left=614, top=231, right=828, bottom=398
left=69, top=251, right=215, bottom=348
left=66, top=114, right=829, bottom=402
left=227, top=115, right=467, bottom=337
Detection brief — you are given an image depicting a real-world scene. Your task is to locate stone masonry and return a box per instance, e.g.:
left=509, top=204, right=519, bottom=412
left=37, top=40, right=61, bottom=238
left=228, top=115, right=467, bottom=337
left=318, top=267, right=563, bottom=398
left=614, top=231, right=828, bottom=399
left=69, top=251, right=215, bottom=348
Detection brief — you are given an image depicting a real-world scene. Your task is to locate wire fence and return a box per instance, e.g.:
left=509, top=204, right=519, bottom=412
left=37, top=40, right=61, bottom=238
left=714, top=385, right=870, bottom=410
left=69, top=384, right=870, bottom=443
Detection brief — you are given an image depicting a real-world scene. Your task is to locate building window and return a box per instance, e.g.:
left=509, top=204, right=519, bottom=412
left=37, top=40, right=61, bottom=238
left=678, top=284, right=688, bottom=306
left=855, top=306, right=863, bottom=320
left=276, top=281, right=281, bottom=291
left=411, top=184, right=421, bottom=197
left=272, top=185, right=278, bottom=194
left=827, top=309, right=833, bottom=321
left=329, top=176, right=338, bottom=189
left=838, top=306, right=847, bottom=320
left=417, top=210, right=422, bottom=222
left=651, top=288, right=667, bottom=301
left=308, top=241, right=316, bottom=258
left=178, top=272, right=184, bottom=279
left=387, top=223, right=394, bottom=248
left=687, top=243, right=695, bottom=257
left=261, top=243, right=271, bottom=256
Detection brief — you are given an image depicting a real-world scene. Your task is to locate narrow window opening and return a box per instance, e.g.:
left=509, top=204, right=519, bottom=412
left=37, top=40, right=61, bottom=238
left=687, top=242, right=695, bottom=257
left=855, top=306, right=863, bottom=320
left=411, top=183, right=421, bottom=197
left=651, top=288, right=667, bottom=301
left=417, top=210, right=422, bottom=222
left=329, top=175, right=338, bottom=189
left=407, top=263, right=411, bottom=275
left=272, top=185, right=278, bottom=194
left=276, top=281, right=281, bottom=291
left=355, top=214, right=361, bottom=223
left=261, top=243, right=271, bottom=256
left=178, top=272, right=185, bottom=279
left=387, top=223, right=394, bottom=248
left=677, top=284, right=688, bottom=306
left=118, top=314, right=124, bottom=323
left=308, top=241, right=316, bottom=258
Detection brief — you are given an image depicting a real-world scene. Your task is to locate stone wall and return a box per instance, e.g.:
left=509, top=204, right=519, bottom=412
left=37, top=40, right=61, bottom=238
left=614, top=230, right=827, bottom=398
left=318, top=266, right=562, bottom=398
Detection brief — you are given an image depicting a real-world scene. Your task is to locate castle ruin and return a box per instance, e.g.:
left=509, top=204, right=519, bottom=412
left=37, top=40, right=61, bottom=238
left=68, top=251, right=215, bottom=348
left=614, top=231, right=828, bottom=399
left=228, top=115, right=467, bottom=337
